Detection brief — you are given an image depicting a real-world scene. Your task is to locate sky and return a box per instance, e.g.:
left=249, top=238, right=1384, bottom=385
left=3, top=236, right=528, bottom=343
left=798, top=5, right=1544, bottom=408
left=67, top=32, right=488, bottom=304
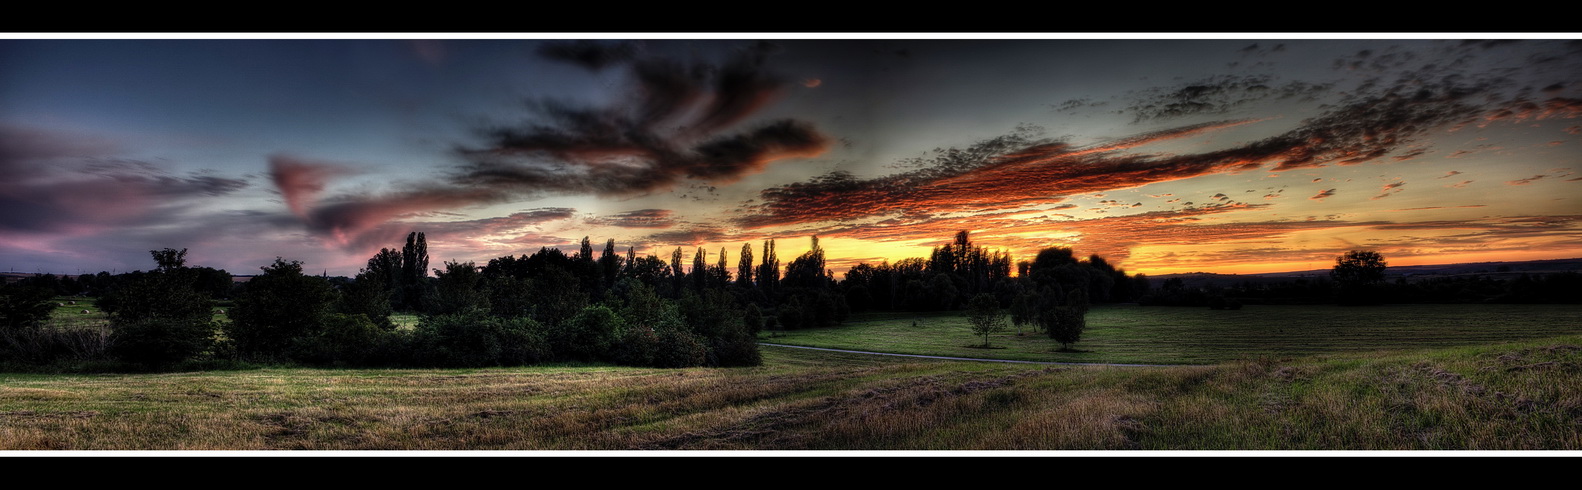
left=2, top=35, right=1579, bottom=278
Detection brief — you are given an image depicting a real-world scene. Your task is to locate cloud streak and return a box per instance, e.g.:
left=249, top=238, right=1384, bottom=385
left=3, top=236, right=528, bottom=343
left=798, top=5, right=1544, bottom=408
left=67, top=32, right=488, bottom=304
left=1, top=125, right=249, bottom=236
left=267, top=155, right=509, bottom=250
left=452, top=41, right=829, bottom=199
left=739, top=54, right=1576, bottom=230
left=588, top=209, right=678, bottom=228
left=1123, top=74, right=1332, bottom=122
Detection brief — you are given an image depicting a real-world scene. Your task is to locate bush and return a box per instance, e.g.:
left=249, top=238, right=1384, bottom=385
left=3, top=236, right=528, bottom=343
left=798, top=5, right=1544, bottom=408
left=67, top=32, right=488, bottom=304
left=288, top=313, right=386, bottom=366
left=0, top=284, right=56, bottom=332
left=109, top=317, right=215, bottom=369
left=1, top=326, right=114, bottom=368
left=100, top=268, right=216, bottom=368
left=413, top=311, right=505, bottom=368
left=227, top=258, right=336, bottom=361
left=497, top=316, right=551, bottom=366
left=653, top=327, right=709, bottom=368
left=612, top=326, right=659, bottom=367
left=707, top=324, right=761, bottom=367
left=549, top=305, right=624, bottom=362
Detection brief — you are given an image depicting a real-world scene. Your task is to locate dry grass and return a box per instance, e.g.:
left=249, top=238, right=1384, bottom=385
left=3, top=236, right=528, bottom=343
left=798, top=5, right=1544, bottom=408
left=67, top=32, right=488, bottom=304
left=2, top=336, right=1579, bottom=450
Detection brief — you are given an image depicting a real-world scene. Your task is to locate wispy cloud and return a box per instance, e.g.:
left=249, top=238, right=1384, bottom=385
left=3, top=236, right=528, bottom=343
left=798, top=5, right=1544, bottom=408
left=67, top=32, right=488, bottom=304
left=1123, top=74, right=1332, bottom=122
left=1507, top=175, right=1548, bottom=185
left=267, top=155, right=508, bottom=250
left=1372, top=180, right=1406, bottom=200
left=587, top=209, right=678, bottom=229
left=742, top=61, right=1571, bottom=229
left=451, top=40, right=829, bottom=198
left=1, top=125, right=249, bottom=236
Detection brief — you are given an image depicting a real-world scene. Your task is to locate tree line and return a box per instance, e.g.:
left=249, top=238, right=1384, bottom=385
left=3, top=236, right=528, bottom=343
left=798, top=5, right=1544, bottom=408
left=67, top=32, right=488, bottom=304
left=2, top=230, right=1137, bottom=370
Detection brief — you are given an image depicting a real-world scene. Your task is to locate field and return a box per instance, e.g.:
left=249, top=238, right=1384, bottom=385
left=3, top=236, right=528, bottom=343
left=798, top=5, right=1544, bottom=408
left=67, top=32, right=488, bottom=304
left=3, top=335, right=1579, bottom=450
left=4, top=302, right=1580, bottom=450
left=765, top=304, right=1582, bottom=365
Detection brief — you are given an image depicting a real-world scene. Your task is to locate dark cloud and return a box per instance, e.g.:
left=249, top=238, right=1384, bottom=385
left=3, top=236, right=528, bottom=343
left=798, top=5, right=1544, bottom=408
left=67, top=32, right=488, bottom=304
left=269, top=152, right=511, bottom=249
left=743, top=43, right=1578, bottom=229
left=266, top=42, right=828, bottom=252
left=1438, top=171, right=1463, bottom=178
left=536, top=40, right=638, bottom=71
left=1123, top=75, right=1332, bottom=122
left=1459, top=40, right=1524, bottom=50
left=642, top=226, right=728, bottom=247
left=268, top=155, right=359, bottom=218
left=453, top=41, right=829, bottom=199
left=1331, top=45, right=1419, bottom=73
left=0, top=123, right=122, bottom=175
left=588, top=209, right=677, bottom=228
left=414, top=208, right=575, bottom=235
left=738, top=120, right=1255, bottom=228
left=300, top=186, right=508, bottom=250
left=1, top=125, right=250, bottom=235
left=1051, top=97, right=1099, bottom=113
left=1391, top=148, right=1429, bottom=161
left=1310, top=189, right=1338, bottom=200
left=397, top=208, right=577, bottom=257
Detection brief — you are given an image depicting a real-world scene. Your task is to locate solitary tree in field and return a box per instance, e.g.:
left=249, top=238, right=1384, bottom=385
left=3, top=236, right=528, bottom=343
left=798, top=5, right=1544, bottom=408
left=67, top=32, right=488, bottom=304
left=1332, top=250, right=1387, bottom=305
left=1042, top=288, right=1089, bottom=351
left=966, top=293, right=1005, bottom=348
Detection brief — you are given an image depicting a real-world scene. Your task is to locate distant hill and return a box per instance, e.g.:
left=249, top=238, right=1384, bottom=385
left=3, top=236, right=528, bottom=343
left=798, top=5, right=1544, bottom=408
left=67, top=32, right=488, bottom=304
left=1147, top=257, right=1582, bottom=289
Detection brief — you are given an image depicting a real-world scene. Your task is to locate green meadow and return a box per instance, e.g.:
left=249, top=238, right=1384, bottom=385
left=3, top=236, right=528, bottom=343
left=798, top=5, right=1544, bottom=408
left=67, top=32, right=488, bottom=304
left=763, top=304, right=1582, bottom=365
left=3, top=302, right=1580, bottom=450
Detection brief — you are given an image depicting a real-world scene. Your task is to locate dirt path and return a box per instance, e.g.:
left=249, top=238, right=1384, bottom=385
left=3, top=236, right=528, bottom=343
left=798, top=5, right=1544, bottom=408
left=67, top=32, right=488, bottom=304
left=759, top=343, right=1181, bottom=367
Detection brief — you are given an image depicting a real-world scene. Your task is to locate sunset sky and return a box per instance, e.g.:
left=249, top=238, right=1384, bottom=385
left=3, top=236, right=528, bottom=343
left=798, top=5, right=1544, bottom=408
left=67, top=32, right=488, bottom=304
left=3, top=35, right=1579, bottom=278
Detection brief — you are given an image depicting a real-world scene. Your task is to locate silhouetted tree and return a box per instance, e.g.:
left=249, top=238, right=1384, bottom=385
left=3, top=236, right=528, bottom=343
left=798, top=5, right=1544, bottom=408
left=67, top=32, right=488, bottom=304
left=0, top=283, right=57, bottom=332
left=1333, top=250, right=1387, bottom=305
left=599, top=239, right=622, bottom=289
left=400, top=232, right=429, bottom=311
left=671, top=247, right=686, bottom=294
left=102, top=249, right=215, bottom=367
left=228, top=258, right=336, bottom=361
left=967, top=293, right=1005, bottom=348
left=1042, top=288, right=1089, bottom=350
left=150, top=248, right=187, bottom=272
left=692, top=247, right=708, bottom=291
left=340, top=269, right=395, bottom=330
left=757, top=239, right=779, bottom=294
left=431, top=261, right=489, bottom=315
left=737, top=242, right=754, bottom=288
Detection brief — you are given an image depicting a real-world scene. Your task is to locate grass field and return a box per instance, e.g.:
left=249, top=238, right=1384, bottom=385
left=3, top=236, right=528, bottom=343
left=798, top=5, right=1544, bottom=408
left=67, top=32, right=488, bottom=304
left=2, top=334, right=1578, bottom=450
left=762, top=304, right=1582, bottom=365
left=7, top=301, right=1579, bottom=449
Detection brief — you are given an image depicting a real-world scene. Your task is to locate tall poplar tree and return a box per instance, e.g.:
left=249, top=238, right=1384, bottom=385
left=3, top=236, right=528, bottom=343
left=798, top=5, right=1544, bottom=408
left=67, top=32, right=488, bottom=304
left=400, top=232, right=428, bottom=311
left=737, top=242, right=754, bottom=288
